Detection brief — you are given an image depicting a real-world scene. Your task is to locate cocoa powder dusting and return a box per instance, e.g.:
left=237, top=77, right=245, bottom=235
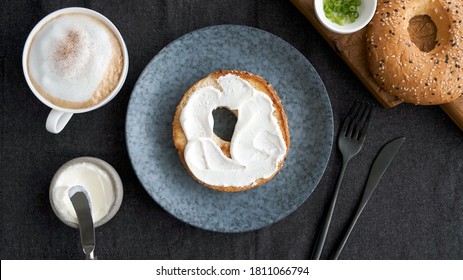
left=53, top=30, right=82, bottom=73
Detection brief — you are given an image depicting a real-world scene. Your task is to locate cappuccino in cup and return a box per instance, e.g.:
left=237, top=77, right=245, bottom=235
left=27, top=13, right=124, bottom=109
left=23, top=8, right=128, bottom=133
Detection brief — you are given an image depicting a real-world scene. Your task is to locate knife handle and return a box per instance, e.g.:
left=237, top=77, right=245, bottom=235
left=330, top=190, right=372, bottom=260
left=86, top=251, right=96, bottom=260
left=330, top=137, right=405, bottom=259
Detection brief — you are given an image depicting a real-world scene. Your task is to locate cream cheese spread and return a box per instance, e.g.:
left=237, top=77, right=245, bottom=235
left=180, top=74, right=287, bottom=187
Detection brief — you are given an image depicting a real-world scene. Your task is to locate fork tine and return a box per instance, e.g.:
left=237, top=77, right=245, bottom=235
left=346, top=102, right=364, bottom=138
left=341, top=101, right=360, bottom=137
left=352, top=103, right=371, bottom=139
left=357, top=105, right=372, bottom=141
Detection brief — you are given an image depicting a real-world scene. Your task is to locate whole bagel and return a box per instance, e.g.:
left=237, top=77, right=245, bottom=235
left=367, top=0, right=463, bottom=105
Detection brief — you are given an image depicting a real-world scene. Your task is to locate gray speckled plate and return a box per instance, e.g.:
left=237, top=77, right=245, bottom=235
left=126, top=25, right=333, bottom=233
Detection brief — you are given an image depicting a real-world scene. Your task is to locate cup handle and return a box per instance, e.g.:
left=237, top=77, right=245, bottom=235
left=46, top=109, right=73, bottom=133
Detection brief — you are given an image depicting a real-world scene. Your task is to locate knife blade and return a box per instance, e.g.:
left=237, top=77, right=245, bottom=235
left=69, top=185, right=96, bottom=260
left=331, top=137, right=405, bottom=260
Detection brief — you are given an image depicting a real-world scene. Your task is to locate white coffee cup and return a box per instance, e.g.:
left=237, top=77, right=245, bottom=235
left=22, top=7, right=129, bottom=133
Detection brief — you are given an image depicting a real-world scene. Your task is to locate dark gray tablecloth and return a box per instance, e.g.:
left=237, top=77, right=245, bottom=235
left=1, top=0, right=462, bottom=260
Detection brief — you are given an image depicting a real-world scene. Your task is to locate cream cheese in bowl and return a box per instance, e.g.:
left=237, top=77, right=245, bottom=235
left=49, top=157, right=123, bottom=228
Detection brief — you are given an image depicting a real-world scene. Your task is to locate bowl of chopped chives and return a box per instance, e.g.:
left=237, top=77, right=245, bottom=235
left=314, top=0, right=377, bottom=34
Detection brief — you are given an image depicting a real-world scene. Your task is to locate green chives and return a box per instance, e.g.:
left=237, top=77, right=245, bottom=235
left=323, top=0, right=361, bottom=26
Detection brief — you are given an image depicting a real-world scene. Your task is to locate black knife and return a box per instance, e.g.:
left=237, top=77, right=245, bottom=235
left=331, top=137, right=405, bottom=260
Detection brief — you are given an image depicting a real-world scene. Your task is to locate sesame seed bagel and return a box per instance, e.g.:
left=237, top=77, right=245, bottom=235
left=367, top=0, right=463, bottom=105
left=172, top=70, right=290, bottom=192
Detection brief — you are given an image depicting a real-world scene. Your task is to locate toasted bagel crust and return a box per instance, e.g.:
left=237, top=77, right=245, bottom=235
left=172, top=70, right=290, bottom=192
left=367, top=0, right=463, bottom=105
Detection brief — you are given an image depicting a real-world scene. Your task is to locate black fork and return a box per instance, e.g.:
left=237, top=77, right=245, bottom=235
left=311, top=101, right=372, bottom=260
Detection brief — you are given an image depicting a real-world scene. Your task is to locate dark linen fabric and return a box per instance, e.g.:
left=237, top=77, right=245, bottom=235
left=1, top=0, right=462, bottom=259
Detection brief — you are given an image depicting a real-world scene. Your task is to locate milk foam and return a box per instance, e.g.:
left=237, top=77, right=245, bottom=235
left=28, top=13, right=123, bottom=108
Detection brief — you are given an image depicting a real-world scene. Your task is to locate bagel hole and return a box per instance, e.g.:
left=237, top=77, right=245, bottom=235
left=408, top=15, right=437, bottom=52
left=212, top=107, right=237, bottom=142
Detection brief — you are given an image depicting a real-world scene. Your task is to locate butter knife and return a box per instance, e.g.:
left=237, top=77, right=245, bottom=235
left=331, top=137, right=405, bottom=260
left=69, top=185, right=96, bottom=260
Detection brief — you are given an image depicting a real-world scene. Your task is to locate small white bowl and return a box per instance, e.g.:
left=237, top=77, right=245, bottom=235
left=49, top=157, right=123, bottom=228
left=314, top=0, right=377, bottom=34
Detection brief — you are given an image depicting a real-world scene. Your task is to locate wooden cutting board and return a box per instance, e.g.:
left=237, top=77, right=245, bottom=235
left=291, top=0, right=463, bottom=131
